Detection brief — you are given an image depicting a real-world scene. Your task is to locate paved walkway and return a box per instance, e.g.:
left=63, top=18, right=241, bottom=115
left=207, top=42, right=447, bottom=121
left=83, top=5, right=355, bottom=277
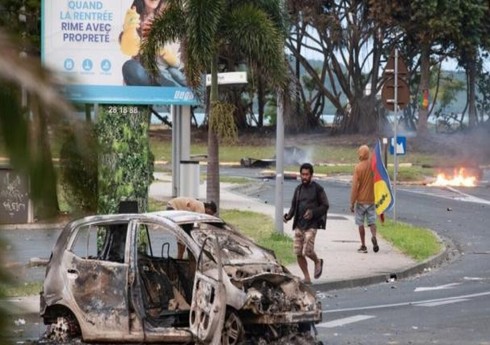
left=150, top=172, right=427, bottom=290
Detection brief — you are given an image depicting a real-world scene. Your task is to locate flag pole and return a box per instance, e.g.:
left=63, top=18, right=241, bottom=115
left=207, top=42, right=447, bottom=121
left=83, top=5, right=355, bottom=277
left=393, top=48, right=398, bottom=222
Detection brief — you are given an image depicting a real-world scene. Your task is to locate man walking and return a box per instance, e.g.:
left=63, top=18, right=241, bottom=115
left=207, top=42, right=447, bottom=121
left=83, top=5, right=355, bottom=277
left=284, top=163, right=329, bottom=284
left=350, top=145, right=379, bottom=253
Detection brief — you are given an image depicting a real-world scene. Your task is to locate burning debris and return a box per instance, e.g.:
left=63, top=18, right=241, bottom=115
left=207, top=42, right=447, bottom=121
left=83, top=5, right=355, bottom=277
left=428, top=167, right=480, bottom=187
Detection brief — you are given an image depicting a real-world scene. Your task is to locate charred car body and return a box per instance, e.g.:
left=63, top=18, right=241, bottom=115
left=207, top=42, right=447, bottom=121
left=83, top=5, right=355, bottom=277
left=40, top=211, right=322, bottom=344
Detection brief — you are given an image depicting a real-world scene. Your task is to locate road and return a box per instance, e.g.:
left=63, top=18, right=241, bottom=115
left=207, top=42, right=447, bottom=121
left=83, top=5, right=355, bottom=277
left=3, top=167, right=490, bottom=344
left=245, top=169, right=490, bottom=344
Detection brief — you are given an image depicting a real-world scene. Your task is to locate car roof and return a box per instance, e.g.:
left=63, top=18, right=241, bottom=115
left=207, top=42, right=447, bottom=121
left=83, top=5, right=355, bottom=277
left=146, top=210, right=224, bottom=225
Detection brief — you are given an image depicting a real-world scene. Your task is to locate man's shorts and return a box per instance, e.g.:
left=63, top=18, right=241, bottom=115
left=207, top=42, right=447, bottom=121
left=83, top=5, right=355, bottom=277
left=294, top=228, right=317, bottom=256
left=355, top=203, right=377, bottom=226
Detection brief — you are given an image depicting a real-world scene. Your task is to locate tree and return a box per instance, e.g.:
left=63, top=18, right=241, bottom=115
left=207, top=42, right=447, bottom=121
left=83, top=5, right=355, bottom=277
left=452, top=0, right=489, bottom=129
left=286, top=0, right=385, bottom=134
left=142, top=0, right=287, bottom=208
left=0, top=28, right=89, bottom=342
left=369, top=0, right=469, bottom=136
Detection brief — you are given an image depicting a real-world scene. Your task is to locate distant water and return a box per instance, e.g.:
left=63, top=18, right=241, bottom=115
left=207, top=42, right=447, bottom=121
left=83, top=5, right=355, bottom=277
left=151, top=112, right=336, bottom=126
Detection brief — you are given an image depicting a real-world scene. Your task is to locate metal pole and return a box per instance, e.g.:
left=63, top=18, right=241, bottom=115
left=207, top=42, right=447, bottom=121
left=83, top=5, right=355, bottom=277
left=171, top=105, right=180, bottom=197
left=393, top=49, right=399, bottom=222
left=275, top=90, right=284, bottom=234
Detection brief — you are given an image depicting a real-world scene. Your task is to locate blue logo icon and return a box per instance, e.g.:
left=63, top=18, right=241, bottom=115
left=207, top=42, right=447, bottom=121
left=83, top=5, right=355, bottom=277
left=82, top=59, right=93, bottom=71
left=64, top=58, right=74, bottom=71
left=100, top=59, right=111, bottom=72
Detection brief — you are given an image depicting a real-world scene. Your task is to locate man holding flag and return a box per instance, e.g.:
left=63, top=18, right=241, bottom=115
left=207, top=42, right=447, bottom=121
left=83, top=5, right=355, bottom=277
left=350, top=141, right=395, bottom=254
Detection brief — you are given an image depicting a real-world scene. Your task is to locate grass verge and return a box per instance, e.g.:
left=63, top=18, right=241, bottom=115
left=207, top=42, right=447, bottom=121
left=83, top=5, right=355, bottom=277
left=0, top=281, right=43, bottom=298
left=377, top=219, right=442, bottom=262
left=220, top=209, right=296, bottom=266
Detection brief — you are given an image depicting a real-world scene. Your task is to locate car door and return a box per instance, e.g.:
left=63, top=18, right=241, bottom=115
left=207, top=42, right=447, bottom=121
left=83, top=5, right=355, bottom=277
left=190, top=235, right=226, bottom=345
left=66, top=222, right=130, bottom=339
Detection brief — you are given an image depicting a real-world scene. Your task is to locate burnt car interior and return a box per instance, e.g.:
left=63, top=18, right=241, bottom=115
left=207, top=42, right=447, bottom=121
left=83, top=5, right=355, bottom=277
left=70, top=221, right=199, bottom=328
left=134, top=222, right=197, bottom=327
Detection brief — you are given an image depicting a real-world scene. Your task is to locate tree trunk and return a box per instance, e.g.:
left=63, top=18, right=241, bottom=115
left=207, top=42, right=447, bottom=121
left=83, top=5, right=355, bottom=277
left=257, top=76, right=265, bottom=128
left=30, top=101, right=59, bottom=219
left=417, top=44, right=430, bottom=136
left=206, top=56, right=220, bottom=211
left=467, top=54, right=477, bottom=129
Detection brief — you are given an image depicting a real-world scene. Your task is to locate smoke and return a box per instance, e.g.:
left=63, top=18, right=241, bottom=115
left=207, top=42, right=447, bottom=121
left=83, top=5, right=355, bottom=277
left=412, top=126, right=490, bottom=168
left=283, top=146, right=313, bottom=166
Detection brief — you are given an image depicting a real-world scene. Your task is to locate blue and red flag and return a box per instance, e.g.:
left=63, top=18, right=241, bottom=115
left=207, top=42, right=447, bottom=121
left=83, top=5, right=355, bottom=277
left=371, top=139, right=394, bottom=217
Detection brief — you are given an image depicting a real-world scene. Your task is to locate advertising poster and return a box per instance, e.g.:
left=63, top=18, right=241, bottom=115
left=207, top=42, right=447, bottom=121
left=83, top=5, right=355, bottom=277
left=41, top=0, right=196, bottom=105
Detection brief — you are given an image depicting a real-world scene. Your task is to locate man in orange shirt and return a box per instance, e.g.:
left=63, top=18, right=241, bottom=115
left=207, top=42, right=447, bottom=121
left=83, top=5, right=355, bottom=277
left=350, top=145, right=379, bottom=254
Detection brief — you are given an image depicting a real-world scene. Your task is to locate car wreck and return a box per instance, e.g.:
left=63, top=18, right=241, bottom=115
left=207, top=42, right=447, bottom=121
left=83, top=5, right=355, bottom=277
left=40, top=211, right=323, bottom=344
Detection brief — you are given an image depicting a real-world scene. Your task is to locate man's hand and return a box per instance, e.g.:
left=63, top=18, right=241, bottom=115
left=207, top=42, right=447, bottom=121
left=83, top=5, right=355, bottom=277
left=283, top=213, right=289, bottom=223
left=350, top=204, right=355, bottom=213
left=303, top=209, right=312, bottom=220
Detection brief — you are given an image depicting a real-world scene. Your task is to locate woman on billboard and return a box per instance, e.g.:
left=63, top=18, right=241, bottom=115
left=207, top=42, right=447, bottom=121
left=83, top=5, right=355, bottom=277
left=120, top=0, right=186, bottom=87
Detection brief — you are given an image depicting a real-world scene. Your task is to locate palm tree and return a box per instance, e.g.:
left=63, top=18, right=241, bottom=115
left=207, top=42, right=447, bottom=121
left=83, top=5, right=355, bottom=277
left=0, top=28, right=86, bottom=343
left=141, top=0, right=288, bottom=209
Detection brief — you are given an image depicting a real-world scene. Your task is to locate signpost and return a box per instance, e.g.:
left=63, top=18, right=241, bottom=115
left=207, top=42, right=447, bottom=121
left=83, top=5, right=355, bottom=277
left=381, top=48, right=410, bottom=221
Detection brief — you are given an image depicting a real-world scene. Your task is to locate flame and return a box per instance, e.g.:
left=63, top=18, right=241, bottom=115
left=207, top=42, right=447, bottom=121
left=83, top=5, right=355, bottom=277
left=429, top=168, right=477, bottom=187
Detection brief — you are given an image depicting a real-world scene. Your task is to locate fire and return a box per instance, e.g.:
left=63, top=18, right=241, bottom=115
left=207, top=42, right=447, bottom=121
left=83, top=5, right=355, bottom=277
left=429, top=168, right=477, bottom=187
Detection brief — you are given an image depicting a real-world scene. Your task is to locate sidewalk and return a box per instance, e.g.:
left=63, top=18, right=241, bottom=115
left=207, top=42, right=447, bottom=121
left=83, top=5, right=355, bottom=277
left=150, top=172, right=436, bottom=290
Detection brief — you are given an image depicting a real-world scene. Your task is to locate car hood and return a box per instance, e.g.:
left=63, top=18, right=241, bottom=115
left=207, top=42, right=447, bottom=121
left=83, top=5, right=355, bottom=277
left=191, top=228, right=280, bottom=266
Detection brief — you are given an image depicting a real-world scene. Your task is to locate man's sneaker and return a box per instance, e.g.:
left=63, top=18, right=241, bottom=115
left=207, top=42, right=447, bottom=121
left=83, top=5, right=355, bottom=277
left=357, top=245, right=367, bottom=253
left=371, top=237, right=379, bottom=253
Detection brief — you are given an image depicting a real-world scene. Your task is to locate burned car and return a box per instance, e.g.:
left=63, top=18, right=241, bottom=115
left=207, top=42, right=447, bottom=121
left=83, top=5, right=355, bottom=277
left=40, top=211, right=323, bottom=344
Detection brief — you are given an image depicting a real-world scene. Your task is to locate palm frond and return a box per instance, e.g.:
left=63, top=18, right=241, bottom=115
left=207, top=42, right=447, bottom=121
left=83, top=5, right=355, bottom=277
left=233, top=0, right=288, bottom=34
left=223, top=4, right=287, bottom=88
left=185, top=0, right=225, bottom=86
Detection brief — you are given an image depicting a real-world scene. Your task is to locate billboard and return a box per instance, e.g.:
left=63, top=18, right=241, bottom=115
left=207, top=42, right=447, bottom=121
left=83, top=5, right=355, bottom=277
left=41, top=0, right=197, bottom=105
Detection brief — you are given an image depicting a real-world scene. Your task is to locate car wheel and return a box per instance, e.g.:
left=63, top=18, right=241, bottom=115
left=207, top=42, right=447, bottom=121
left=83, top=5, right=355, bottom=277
left=45, top=315, right=80, bottom=342
left=222, top=309, right=244, bottom=345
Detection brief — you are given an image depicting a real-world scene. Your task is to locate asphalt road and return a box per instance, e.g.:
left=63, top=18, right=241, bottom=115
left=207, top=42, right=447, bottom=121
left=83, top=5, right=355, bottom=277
left=3, top=167, right=490, bottom=344
left=243, top=170, right=490, bottom=345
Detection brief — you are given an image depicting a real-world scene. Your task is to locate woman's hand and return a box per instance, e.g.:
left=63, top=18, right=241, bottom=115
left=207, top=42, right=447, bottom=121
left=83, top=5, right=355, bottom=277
left=123, top=7, right=140, bottom=31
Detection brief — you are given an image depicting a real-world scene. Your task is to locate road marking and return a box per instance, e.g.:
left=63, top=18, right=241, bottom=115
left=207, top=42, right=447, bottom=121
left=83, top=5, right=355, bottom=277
left=464, top=277, right=485, bottom=281
left=414, top=282, right=461, bottom=292
left=324, top=290, right=490, bottom=313
left=416, top=298, right=469, bottom=307
left=317, top=315, right=375, bottom=328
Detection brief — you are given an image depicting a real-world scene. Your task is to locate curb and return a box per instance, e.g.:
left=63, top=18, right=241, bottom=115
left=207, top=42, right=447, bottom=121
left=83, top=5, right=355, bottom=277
left=312, top=232, right=459, bottom=291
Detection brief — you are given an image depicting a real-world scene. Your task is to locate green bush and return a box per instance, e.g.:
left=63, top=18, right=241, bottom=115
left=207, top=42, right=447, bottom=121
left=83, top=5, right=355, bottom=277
left=59, top=123, right=98, bottom=214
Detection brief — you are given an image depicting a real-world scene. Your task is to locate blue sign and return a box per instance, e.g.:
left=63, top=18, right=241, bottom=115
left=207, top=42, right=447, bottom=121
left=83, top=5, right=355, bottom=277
left=389, top=136, right=406, bottom=155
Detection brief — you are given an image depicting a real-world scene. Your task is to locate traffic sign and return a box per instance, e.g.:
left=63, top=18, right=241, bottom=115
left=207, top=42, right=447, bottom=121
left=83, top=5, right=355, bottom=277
left=381, top=49, right=410, bottom=111
left=381, top=77, right=410, bottom=111
left=389, top=136, right=406, bottom=155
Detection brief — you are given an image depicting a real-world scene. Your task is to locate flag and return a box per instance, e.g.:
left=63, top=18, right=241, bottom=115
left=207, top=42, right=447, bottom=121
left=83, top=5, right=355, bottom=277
left=420, top=89, right=429, bottom=110
left=371, top=139, right=394, bottom=215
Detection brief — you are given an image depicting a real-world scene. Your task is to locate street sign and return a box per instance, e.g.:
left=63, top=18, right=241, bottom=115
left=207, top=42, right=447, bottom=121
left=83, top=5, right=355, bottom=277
left=390, top=136, right=406, bottom=155
left=381, top=49, right=410, bottom=111
left=205, top=72, right=247, bottom=86
left=381, top=77, right=410, bottom=111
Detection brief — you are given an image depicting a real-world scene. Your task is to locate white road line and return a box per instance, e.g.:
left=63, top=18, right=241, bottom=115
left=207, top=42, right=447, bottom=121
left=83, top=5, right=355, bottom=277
left=324, top=290, right=490, bottom=314
left=414, top=282, right=461, bottom=292
left=317, top=315, right=375, bottom=328
left=416, top=298, right=469, bottom=307
left=464, top=277, right=485, bottom=281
